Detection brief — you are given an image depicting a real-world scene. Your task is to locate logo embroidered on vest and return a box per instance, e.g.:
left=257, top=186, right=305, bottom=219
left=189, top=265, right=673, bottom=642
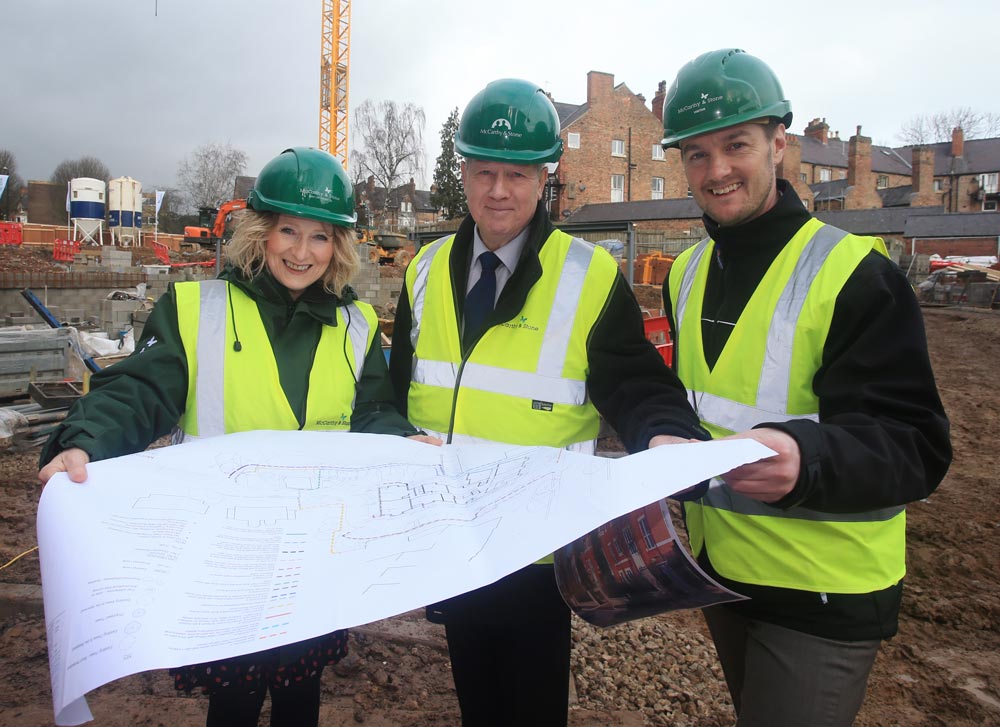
left=531, top=401, right=554, bottom=411
left=315, top=413, right=350, bottom=427
left=501, top=315, right=540, bottom=332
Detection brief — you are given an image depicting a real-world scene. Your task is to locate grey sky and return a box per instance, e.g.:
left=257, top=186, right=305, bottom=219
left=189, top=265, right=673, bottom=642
left=6, top=0, right=999, bottom=197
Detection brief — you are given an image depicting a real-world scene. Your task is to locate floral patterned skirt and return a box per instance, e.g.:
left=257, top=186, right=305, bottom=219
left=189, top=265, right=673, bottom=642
left=170, top=629, right=348, bottom=695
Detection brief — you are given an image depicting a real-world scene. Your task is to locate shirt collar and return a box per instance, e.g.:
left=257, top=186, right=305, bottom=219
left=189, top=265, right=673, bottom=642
left=472, top=225, right=528, bottom=273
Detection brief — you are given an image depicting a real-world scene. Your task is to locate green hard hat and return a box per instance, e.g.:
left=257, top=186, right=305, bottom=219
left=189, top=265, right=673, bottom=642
left=456, top=78, right=563, bottom=164
left=661, top=49, right=792, bottom=149
left=247, top=147, right=357, bottom=228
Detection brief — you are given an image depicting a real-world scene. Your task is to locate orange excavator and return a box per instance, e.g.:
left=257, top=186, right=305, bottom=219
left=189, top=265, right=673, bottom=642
left=183, top=199, right=248, bottom=247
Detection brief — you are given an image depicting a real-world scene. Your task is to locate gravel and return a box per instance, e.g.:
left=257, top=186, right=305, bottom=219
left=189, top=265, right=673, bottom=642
left=571, top=611, right=732, bottom=726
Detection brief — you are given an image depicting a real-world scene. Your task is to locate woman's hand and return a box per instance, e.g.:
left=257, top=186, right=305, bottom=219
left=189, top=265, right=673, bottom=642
left=38, top=448, right=91, bottom=484
left=407, top=434, right=444, bottom=446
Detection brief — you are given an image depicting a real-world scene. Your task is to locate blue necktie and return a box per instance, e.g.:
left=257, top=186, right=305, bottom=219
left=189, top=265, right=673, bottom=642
left=464, top=251, right=501, bottom=347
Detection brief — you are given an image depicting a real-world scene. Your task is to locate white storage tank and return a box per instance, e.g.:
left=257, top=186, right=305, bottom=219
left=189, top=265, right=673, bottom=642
left=69, top=177, right=106, bottom=244
left=108, top=176, right=142, bottom=245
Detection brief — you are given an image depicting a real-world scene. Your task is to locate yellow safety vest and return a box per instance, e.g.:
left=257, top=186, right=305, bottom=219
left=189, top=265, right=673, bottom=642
left=668, top=219, right=906, bottom=594
left=174, top=280, right=376, bottom=437
left=405, top=229, right=617, bottom=452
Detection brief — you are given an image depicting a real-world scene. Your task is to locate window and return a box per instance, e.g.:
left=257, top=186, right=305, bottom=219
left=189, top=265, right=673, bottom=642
left=652, top=144, right=664, bottom=161
left=401, top=201, right=412, bottom=213
left=819, top=168, right=832, bottom=182
left=638, top=516, right=656, bottom=549
left=621, top=527, right=638, bottom=555
left=877, top=175, right=889, bottom=189
left=611, top=139, right=625, bottom=157
left=686, top=185, right=693, bottom=198
left=799, top=173, right=807, bottom=183
left=980, top=173, right=999, bottom=194
left=651, top=177, right=664, bottom=200
left=934, top=179, right=943, bottom=192
left=567, top=132, right=580, bottom=150
left=611, top=174, right=624, bottom=202
left=985, top=200, right=998, bottom=212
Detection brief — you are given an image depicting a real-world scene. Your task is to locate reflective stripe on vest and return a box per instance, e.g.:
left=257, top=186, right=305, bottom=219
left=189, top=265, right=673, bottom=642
left=174, top=280, right=373, bottom=439
left=669, top=220, right=904, bottom=594
left=405, top=230, right=615, bottom=453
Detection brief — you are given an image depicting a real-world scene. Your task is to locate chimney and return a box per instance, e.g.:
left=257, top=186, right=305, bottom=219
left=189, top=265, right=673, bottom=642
left=804, top=117, right=830, bottom=145
left=777, top=134, right=813, bottom=208
left=845, top=126, right=880, bottom=210
left=652, top=80, right=667, bottom=122
left=910, top=146, right=938, bottom=207
left=586, top=71, right=614, bottom=106
left=951, top=127, right=965, bottom=157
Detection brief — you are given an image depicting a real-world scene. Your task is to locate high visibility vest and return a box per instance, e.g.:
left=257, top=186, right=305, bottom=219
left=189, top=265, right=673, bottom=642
left=668, top=219, right=906, bottom=594
left=174, top=279, right=375, bottom=438
left=405, top=229, right=618, bottom=453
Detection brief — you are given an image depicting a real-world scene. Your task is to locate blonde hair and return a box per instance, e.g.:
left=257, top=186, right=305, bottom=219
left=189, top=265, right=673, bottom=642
left=226, top=210, right=360, bottom=295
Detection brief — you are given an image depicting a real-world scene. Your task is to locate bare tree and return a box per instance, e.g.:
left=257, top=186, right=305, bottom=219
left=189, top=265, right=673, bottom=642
left=897, top=107, right=1000, bottom=145
left=177, top=141, right=248, bottom=211
left=50, top=156, right=111, bottom=187
left=0, top=149, right=25, bottom=221
left=350, top=100, right=425, bottom=214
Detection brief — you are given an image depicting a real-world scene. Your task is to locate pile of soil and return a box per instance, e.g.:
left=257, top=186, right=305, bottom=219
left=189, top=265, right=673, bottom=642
left=0, top=245, right=69, bottom=275
left=0, top=307, right=997, bottom=726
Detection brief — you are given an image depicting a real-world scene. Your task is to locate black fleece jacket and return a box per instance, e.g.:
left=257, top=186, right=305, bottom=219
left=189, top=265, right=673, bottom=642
left=390, top=202, right=708, bottom=452
left=662, top=181, right=952, bottom=640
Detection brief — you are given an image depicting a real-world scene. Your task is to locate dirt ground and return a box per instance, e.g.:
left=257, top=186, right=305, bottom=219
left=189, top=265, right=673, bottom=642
left=0, top=305, right=997, bottom=726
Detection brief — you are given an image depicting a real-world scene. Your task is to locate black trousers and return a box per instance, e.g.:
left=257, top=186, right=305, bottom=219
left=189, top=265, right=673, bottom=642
left=432, top=564, right=572, bottom=727
left=205, top=674, right=322, bottom=727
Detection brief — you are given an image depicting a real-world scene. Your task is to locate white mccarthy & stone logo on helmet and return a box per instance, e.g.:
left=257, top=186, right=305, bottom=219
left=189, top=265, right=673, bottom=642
left=676, top=90, right=723, bottom=117
left=481, top=117, right=522, bottom=140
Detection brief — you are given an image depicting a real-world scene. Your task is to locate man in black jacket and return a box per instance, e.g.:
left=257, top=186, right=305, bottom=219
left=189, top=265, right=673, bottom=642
left=390, top=78, right=707, bottom=726
left=660, top=49, right=952, bottom=727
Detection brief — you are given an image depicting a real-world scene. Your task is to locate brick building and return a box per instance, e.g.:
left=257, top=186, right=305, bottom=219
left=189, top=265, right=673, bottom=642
left=799, top=121, right=1000, bottom=215
left=550, top=72, right=685, bottom=220
left=898, top=130, right=1000, bottom=214
left=355, top=177, right=439, bottom=232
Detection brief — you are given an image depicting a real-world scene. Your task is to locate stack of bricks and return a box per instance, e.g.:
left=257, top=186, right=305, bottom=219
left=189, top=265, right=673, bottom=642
left=351, top=257, right=385, bottom=307
left=99, top=246, right=133, bottom=273
left=4, top=311, right=34, bottom=326
left=100, top=298, right=145, bottom=339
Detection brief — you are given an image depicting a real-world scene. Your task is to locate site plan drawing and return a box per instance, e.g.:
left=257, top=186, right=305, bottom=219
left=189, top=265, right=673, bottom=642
left=37, top=430, right=773, bottom=725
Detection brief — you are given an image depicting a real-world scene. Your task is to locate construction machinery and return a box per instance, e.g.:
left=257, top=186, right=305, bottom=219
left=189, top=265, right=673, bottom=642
left=358, top=229, right=414, bottom=267
left=319, top=0, right=351, bottom=165
left=182, top=199, right=248, bottom=247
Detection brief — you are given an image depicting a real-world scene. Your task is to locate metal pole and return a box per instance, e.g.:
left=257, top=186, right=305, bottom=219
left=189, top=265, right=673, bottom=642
left=627, top=222, right=636, bottom=286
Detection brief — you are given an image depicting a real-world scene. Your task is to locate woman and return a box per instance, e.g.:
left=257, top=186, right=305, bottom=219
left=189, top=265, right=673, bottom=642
left=38, top=147, right=438, bottom=727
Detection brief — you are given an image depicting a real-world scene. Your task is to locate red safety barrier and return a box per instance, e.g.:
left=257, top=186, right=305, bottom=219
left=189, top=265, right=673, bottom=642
left=642, top=315, right=673, bottom=366
left=153, top=241, right=171, bottom=264
left=53, top=238, right=81, bottom=262
left=0, top=222, right=23, bottom=245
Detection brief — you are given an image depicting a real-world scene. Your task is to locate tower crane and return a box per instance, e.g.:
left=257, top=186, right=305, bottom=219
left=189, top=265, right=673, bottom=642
left=318, top=0, right=351, bottom=167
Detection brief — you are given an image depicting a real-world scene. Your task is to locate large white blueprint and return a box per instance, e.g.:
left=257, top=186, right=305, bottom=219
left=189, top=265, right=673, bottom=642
left=37, top=430, right=773, bottom=725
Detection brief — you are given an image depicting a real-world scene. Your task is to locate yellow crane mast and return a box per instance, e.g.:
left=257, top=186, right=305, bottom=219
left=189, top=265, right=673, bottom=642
left=318, top=0, right=351, bottom=166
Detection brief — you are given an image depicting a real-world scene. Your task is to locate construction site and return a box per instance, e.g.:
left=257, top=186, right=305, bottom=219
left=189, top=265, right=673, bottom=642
left=0, top=227, right=997, bottom=724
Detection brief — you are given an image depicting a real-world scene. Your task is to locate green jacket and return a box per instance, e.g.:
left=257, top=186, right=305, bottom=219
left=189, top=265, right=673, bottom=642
left=40, top=266, right=417, bottom=466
